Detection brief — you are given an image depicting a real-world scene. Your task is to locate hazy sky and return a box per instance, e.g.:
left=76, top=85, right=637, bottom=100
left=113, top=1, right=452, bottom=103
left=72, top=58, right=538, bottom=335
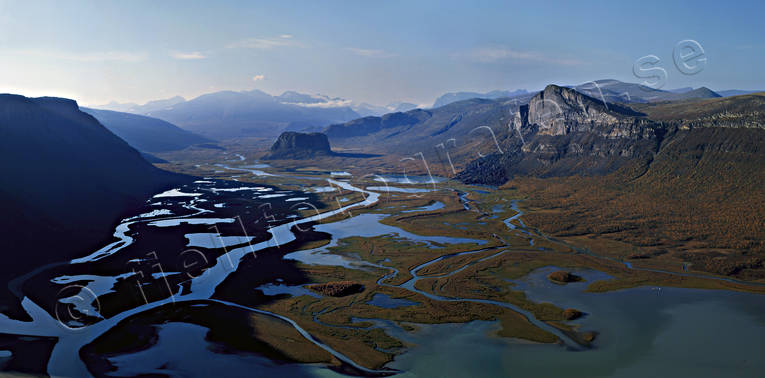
left=1, top=0, right=763, bottom=106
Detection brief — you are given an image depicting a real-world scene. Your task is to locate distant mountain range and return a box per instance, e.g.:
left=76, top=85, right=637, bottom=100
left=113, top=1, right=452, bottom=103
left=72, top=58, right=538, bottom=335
left=92, top=79, right=758, bottom=140
left=94, top=91, right=425, bottom=138
left=432, top=89, right=529, bottom=108
left=0, top=94, right=189, bottom=319
left=570, top=79, right=721, bottom=103
left=323, top=92, right=536, bottom=170
left=82, top=108, right=213, bottom=153
left=428, top=80, right=757, bottom=110
left=96, top=95, right=186, bottom=114
left=320, top=82, right=764, bottom=181
left=139, top=90, right=361, bottom=138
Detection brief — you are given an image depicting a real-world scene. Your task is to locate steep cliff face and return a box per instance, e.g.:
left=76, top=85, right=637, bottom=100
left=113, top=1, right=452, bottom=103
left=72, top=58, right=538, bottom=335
left=458, top=87, right=765, bottom=186
left=264, top=131, right=333, bottom=159
left=458, top=85, right=662, bottom=184
left=523, top=85, right=650, bottom=137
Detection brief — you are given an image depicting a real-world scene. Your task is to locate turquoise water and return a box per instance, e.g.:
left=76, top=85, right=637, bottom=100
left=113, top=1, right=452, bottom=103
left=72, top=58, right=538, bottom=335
left=385, top=266, right=765, bottom=378
left=285, top=213, right=487, bottom=268
left=8, top=172, right=764, bottom=377
left=107, top=322, right=343, bottom=377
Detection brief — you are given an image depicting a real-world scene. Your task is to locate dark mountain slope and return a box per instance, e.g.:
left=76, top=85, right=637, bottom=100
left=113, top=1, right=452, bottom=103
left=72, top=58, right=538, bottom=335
left=325, top=109, right=433, bottom=139
left=82, top=107, right=213, bottom=152
left=0, top=94, right=190, bottom=319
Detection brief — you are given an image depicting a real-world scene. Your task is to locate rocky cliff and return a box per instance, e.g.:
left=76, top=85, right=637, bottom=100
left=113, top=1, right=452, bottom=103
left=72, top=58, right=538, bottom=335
left=264, top=131, right=333, bottom=159
left=458, top=85, right=662, bottom=184
left=458, top=86, right=765, bottom=185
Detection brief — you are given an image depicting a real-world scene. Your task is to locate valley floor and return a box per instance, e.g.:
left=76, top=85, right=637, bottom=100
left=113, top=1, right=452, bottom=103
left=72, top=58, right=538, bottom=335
left=2, top=143, right=764, bottom=377
left=139, top=146, right=765, bottom=375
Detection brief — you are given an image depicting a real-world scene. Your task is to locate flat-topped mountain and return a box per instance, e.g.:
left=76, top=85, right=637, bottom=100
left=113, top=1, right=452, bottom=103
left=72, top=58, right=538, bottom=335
left=264, top=131, right=333, bottom=159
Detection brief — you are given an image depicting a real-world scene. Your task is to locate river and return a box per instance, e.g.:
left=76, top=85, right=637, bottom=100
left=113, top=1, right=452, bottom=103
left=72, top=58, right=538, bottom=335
left=0, top=167, right=763, bottom=377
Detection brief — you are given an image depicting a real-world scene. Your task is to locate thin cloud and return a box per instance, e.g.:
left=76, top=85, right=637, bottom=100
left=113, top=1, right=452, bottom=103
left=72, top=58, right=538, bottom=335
left=170, top=51, right=206, bottom=60
left=6, top=49, right=146, bottom=63
left=346, top=47, right=396, bottom=58
left=227, top=36, right=303, bottom=49
left=252, top=75, right=265, bottom=82
left=458, top=47, right=584, bottom=66
left=286, top=99, right=353, bottom=108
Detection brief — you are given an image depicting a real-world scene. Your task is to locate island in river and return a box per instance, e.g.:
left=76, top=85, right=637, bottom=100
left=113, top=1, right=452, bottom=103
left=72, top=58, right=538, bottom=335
left=1, top=147, right=763, bottom=377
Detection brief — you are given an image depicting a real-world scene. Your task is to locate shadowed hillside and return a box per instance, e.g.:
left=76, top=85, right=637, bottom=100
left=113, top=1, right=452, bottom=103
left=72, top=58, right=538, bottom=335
left=82, top=107, right=214, bottom=153
left=0, top=94, right=190, bottom=319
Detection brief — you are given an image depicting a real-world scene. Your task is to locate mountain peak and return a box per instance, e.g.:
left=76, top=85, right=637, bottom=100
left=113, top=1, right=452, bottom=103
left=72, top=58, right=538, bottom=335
left=432, top=88, right=529, bottom=108
left=690, top=87, right=721, bottom=98
left=518, top=84, right=643, bottom=136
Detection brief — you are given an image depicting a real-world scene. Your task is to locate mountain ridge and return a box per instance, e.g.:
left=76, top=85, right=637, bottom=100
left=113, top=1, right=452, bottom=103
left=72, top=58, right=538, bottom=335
left=457, top=85, right=764, bottom=185
left=82, top=107, right=214, bottom=153
left=0, top=93, right=190, bottom=319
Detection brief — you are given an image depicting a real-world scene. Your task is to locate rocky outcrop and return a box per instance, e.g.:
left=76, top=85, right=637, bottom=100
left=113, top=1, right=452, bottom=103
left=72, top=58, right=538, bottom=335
left=458, top=85, right=661, bottom=185
left=263, top=131, right=333, bottom=159
left=524, top=84, right=649, bottom=137
left=457, top=86, right=765, bottom=186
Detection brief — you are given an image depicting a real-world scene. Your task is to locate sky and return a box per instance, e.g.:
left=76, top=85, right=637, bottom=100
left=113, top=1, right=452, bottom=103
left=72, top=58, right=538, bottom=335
left=0, top=0, right=763, bottom=107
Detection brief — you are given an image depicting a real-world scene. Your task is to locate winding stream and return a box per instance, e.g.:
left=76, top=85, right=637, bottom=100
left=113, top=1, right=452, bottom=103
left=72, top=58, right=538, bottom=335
left=0, top=178, right=392, bottom=377
left=373, top=247, right=584, bottom=350
left=2, top=166, right=762, bottom=377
